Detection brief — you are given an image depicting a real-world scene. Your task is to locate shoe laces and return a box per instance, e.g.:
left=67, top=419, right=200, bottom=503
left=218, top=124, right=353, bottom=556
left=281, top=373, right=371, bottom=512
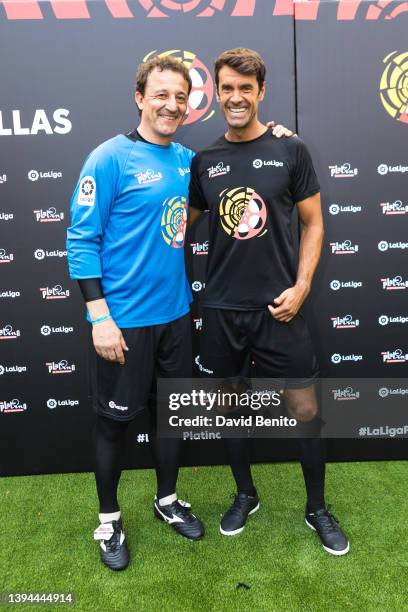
left=104, top=520, right=122, bottom=551
left=315, top=505, right=340, bottom=532
left=169, top=500, right=196, bottom=523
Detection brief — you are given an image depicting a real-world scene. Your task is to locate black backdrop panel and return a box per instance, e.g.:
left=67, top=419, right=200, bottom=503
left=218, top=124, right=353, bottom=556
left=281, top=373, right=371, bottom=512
left=0, top=2, right=296, bottom=475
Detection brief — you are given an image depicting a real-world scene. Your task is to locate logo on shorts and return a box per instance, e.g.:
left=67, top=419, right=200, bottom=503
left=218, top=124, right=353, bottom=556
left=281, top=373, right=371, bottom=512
left=108, top=400, right=128, bottom=412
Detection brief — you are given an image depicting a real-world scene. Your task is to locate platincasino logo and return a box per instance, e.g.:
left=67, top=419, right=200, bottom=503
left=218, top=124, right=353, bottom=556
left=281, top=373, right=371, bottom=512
left=33, top=207, right=64, bottom=222
left=380, top=276, right=408, bottom=290
left=0, top=325, right=21, bottom=340
left=380, top=200, right=408, bottom=215
left=380, top=51, right=408, bottom=124
left=0, top=399, right=27, bottom=414
left=190, top=240, right=208, bottom=255
left=144, top=50, right=214, bottom=125
left=39, top=285, right=70, bottom=300
left=0, top=249, right=14, bottom=264
left=0, top=174, right=7, bottom=184
left=0, top=110, right=71, bottom=136
left=4, top=0, right=408, bottom=21
left=45, top=360, right=76, bottom=374
left=331, top=387, right=360, bottom=401
left=381, top=349, right=408, bottom=364
left=328, top=163, right=358, bottom=178
left=330, top=240, right=359, bottom=254
left=331, top=315, right=360, bottom=329
left=207, top=162, right=230, bottom=179
left=193, top=317, right=203, bottom=330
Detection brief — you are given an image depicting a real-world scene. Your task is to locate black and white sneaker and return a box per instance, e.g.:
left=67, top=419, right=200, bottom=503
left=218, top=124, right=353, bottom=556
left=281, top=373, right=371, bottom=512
left=305, top=506, right=349, bottom=556
left=93, top=519, right=129, bottom=571
left=220, top=493, right=260, bottom=536
left=153, top=499, right=204, bottom=540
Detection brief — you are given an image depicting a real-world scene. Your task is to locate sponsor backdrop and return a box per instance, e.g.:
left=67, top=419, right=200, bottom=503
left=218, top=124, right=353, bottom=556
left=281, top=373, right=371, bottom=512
left=0, top=0, right=406, bottom=475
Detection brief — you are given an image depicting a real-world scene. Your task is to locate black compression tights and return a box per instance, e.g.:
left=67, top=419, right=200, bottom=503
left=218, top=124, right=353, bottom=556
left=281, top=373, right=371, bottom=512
left=224, top=436, right=326, bottom=510
left=93, top=415, right=129, bottom=514
left=93, top=415, right=183, bottom=513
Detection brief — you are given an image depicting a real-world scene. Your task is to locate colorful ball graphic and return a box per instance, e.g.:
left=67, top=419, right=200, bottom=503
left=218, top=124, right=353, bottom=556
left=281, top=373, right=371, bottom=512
left=219, top=187, right=268, bottom=240
left=139, top=1, right=225, bottom=17
left=380, top=51, right=408, bottom=124
left=161, top=196, right=188, bottom=248
left=143, top=49, right=214, bottom=125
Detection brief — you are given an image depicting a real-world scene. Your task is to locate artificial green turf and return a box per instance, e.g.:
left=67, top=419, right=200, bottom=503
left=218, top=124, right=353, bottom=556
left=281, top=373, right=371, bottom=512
left=1, top=461, right=407, bottom=612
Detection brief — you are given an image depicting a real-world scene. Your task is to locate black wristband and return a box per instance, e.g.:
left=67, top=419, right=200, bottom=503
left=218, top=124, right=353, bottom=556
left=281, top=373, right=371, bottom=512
left=77, top=278, right=104, bottom=302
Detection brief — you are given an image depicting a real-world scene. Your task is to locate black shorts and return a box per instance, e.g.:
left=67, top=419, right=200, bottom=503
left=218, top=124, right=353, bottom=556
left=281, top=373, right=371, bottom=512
left=200, top=307, right=319, bottom=389
left=89, top=313, right=192, bottom=421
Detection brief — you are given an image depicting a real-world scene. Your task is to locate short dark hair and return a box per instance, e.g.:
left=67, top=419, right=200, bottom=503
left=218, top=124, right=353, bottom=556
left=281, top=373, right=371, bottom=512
left=214, top=48, right=266, bottom=91
left=135, top=55, right=192, bottom=97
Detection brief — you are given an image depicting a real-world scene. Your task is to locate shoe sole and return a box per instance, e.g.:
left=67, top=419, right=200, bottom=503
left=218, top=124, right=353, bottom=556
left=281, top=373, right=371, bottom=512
left=305, top=517, right=350, bottom=556
left=153, top=504, right=203, bottom=541
left=219, top=502, right=260, bottom=536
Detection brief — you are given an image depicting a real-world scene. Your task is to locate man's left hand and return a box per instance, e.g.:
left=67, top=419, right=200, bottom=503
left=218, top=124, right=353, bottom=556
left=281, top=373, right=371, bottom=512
left=266, top=121, right=297, bottom=138
left=268, top=285, right=309, bottom=322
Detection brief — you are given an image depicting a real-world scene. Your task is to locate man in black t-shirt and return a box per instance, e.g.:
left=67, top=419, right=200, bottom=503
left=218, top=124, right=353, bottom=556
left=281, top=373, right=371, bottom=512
left=189, top=48, right=349, bottom=556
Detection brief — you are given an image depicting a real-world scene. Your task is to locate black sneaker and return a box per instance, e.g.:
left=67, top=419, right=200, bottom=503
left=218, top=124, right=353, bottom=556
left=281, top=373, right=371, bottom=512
left=305, top=506, right=349, bottom=556
left=153, top=499, right=204, bottom=540
left=93, top=519, right=130, bottom=571
left=220, top=493, right=260, bottom=536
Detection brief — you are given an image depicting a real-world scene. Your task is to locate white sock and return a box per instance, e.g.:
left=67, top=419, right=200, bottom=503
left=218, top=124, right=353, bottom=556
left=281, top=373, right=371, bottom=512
left=99, top=510, right=121, bottom=524
left=159, top=493, right=177, bottom=507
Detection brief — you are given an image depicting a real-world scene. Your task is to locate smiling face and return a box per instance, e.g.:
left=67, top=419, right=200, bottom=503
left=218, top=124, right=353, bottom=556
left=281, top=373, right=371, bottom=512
left=216, top=65, right=265, bottom=136
left=135, top=68, right=190, bottom=144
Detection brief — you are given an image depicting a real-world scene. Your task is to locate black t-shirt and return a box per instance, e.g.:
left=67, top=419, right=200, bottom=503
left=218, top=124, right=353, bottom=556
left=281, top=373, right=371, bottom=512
left=189, top=130, right=320, bottom=310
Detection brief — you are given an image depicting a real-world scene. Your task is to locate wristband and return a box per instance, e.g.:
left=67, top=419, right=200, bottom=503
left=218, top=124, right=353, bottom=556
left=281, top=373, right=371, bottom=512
left=90, top=314, right=112, bottom=325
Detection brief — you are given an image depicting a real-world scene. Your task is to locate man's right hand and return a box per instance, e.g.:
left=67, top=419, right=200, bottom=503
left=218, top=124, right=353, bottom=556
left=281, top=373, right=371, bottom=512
left=92, top=318, right=129, bottom=364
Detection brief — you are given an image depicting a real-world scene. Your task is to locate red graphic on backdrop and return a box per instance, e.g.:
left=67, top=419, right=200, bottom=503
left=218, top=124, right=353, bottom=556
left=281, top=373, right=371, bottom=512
left=1, top=0, right=408, bottom=20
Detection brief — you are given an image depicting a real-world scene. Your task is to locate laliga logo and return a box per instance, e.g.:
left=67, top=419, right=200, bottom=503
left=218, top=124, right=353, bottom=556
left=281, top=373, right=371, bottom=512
left=380, top=51, right=408, bottom=124
left=144, top=50, right=214, bottom=125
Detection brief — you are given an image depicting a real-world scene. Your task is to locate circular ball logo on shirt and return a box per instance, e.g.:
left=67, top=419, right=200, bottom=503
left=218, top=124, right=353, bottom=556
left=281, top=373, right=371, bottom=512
left=143, top=49, right=214, bottom=125
left=219, top=186, right=268, bottom=240
left=161, top=196, right=188, bottom=248
left=81, top=178, right=95, bottom=196
left=140, top=1, right=225, bottom=17
left=379, top=51, right=408, bottom=124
